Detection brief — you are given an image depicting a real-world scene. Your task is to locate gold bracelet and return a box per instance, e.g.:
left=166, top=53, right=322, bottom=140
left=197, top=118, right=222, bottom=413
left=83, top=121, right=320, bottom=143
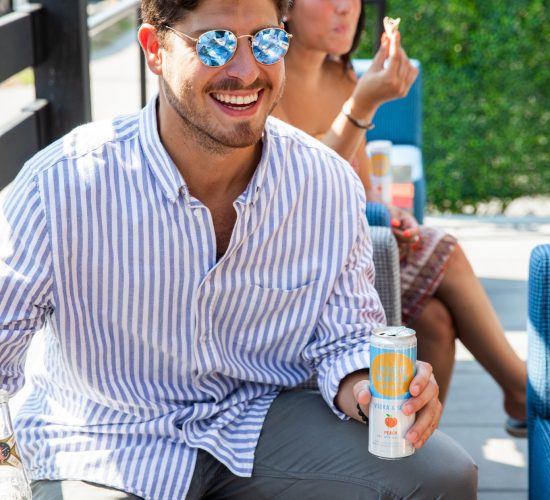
left=341, top=106, right=375, bottom=130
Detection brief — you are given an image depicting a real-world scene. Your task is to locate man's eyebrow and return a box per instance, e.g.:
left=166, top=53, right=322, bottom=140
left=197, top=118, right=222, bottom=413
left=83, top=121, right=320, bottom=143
left=187, top=24, right=280, bottom=37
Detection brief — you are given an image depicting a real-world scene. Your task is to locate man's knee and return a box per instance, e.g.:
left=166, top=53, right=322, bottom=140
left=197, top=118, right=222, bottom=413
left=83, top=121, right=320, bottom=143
left=410, top=430, right=478, bottom=499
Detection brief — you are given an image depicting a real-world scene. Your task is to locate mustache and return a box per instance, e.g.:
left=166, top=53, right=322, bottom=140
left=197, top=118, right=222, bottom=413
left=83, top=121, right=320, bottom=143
left=204, top=78, right=272, bottom=93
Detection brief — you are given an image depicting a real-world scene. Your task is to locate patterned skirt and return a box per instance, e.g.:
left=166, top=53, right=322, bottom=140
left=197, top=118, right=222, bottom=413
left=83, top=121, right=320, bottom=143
left=399, top=226, right=457, bottom=324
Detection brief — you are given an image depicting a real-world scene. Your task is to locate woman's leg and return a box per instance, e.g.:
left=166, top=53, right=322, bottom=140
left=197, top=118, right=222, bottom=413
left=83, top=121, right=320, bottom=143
left=434, top=244, right=526, bottom=420
left=409, top=297, right=456, bottom=405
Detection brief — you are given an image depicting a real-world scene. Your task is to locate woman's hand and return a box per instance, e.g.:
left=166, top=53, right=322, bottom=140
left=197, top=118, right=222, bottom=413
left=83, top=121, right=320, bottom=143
left=389, top=207, right=421, bottom=257
left=349, top=32, right=419, bottom=119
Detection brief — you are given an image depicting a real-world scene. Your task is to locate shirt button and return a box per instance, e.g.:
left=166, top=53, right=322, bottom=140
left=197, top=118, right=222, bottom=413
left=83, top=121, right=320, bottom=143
left=194, top=209, right=201, bottom=217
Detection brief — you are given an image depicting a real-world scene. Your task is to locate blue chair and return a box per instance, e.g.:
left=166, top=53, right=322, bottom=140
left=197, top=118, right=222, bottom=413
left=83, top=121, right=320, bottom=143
left=352, top=59, right=426, bottom=224
left=366, top=201, right=391, bottom=227
left=527, top=244, right=550, bottom=499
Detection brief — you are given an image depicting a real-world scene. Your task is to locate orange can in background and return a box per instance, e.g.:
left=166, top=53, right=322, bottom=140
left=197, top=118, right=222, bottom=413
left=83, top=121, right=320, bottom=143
left=366, top=140, right=393, bottom=204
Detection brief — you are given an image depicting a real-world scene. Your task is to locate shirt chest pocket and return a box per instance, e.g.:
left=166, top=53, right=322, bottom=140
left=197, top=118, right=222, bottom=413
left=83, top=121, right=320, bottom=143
left=213, top=281, right=322, bottom=359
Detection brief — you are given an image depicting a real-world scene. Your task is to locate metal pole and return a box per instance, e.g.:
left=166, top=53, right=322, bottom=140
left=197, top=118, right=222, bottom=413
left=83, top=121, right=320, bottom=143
left=30, top=0, right=91, bottom=143
left=365, top=0, right=386, bottom=50
left=138, top=6, right=147, bottom=108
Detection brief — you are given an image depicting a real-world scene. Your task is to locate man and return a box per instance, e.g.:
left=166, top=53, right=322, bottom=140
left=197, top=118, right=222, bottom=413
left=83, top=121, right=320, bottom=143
left=0, top=0, right=477, bottom=498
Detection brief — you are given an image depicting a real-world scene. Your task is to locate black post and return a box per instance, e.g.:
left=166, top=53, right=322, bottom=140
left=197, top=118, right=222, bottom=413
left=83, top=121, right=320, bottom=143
left=138, top=6, right=147, bottom=108
left=365, top=0, right=386, bottom=50
left=30, top=0, right=91, bottom=144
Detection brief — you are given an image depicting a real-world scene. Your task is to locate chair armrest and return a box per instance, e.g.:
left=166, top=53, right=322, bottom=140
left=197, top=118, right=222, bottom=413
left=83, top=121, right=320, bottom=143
left=370, top=226, right=401, bottom=326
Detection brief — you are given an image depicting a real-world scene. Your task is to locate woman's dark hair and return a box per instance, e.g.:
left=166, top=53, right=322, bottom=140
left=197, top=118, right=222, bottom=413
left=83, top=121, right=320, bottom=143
left=284, top=1, right=366, bottom=72
left=341, top=2, right=365, bottom=69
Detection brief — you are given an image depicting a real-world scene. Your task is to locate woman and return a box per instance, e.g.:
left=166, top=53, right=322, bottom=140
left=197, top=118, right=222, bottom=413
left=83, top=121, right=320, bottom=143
left=273, top=0, right=527, bottom=434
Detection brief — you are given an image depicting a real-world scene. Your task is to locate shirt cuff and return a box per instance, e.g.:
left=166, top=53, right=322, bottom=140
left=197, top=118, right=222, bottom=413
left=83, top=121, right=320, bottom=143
left=317, top=344, right=370, bottom=420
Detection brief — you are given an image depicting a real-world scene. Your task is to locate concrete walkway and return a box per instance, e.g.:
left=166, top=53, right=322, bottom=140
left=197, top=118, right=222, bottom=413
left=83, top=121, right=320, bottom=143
left=4, top=22, right=550, bottom=500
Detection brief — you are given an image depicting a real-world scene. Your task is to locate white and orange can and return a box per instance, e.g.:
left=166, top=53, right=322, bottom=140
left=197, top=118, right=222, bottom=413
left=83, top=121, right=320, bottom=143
left=368, top=326, right=417, bottom=459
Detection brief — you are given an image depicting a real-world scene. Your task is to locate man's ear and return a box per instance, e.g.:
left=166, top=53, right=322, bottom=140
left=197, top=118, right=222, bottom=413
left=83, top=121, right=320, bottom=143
left=138, top=23, right=163, bottom=76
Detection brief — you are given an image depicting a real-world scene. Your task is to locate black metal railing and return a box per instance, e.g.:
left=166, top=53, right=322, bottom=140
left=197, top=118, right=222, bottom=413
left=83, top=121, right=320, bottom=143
left=365, top=0, right=387, bottom=49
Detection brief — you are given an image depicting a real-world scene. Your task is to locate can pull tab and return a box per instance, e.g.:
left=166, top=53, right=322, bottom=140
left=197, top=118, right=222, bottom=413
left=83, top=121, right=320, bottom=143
left=381, top=326, right=407, bottom=337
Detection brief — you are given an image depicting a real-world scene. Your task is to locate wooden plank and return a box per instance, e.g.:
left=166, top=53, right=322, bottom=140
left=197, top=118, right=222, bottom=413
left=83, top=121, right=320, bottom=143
left=31, top=0, right=91, bottom=144
left=0, top=10, right=34, bottom=82
left=0, top=100, right=49, bottom=190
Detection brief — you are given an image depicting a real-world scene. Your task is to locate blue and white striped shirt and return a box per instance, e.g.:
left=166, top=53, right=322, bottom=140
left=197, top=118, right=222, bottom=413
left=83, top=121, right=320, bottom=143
left=0, top=97, right=385, bottom=499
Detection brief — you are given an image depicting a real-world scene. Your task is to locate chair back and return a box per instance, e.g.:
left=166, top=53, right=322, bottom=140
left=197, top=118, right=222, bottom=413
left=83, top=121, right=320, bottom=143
left=351, top=59, right=423, bottom=147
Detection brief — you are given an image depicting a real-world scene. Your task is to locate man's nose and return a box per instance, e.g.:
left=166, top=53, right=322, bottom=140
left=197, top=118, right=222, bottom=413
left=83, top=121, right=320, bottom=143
left=224, top=39, right=261, bottom=85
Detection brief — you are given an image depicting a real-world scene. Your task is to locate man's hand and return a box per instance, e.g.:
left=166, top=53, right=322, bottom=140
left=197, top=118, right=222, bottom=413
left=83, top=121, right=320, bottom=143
left=349, top=31, right=419, bottom=119
left=353, top=360, right=442, bottom=449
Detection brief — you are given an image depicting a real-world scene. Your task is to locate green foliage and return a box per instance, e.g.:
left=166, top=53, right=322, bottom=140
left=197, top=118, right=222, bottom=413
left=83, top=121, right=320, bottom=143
left=357, top=0, right=550, bottom=212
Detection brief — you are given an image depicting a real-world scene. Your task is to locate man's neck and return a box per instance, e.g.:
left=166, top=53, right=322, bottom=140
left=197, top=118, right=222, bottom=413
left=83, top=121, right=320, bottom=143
left=157, top=98, right=263, bottom=205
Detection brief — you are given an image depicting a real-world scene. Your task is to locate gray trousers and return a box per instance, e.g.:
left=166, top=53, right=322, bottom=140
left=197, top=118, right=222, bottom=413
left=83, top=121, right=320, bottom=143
left=32, top=390, right=478, bottom=499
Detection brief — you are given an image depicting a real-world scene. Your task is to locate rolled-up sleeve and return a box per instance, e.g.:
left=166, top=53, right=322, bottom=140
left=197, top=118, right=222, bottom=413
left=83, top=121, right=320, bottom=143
left=302, top=186, right=386, bottom=419
left=0, top=166, right=54, bottom=395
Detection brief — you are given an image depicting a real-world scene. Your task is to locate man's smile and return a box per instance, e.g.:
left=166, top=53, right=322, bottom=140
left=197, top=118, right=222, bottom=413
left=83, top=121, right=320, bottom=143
left=209, top=89, right=264, bottom=115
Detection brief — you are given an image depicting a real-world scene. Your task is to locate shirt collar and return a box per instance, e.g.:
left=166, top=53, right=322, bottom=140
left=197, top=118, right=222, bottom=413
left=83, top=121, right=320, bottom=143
left=138, top=95, right=273, bottom=206
left=139, top=96, right=185, bottom=204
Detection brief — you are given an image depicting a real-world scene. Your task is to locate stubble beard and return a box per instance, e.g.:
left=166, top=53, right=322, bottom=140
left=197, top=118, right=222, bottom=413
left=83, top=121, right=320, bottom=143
left=161, top=77, right=284, bottom=155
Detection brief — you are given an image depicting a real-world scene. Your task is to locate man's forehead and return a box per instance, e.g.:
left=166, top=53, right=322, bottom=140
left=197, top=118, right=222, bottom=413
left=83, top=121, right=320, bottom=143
left=178, top=0, right=280, bottom=33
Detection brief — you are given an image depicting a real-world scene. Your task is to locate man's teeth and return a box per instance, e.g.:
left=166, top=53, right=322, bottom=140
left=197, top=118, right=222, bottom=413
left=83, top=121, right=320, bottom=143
left=212, top=92, right=259, bottom=105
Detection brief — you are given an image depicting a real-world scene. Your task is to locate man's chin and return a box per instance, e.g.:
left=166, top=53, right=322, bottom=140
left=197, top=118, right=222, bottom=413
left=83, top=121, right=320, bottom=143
left=211, top=123, right=264, bottom=149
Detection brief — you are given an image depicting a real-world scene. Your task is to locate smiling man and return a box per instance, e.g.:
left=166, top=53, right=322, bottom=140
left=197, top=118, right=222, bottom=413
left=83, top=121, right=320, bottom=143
left=0, top=1, right=476, bottom=499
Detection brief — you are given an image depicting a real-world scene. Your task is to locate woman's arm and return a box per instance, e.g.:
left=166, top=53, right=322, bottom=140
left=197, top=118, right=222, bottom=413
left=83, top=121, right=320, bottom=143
left=323, top=32, right=418, bottom=162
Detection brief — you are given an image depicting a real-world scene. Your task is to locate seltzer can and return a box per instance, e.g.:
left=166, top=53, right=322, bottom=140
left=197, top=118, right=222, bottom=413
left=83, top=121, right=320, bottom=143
left=366, top=140, right=393, bottom=205
left=368, top=326, right=417, bottom=459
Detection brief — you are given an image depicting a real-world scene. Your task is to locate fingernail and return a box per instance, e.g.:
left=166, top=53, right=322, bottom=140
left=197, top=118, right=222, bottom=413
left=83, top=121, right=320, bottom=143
left=403, top=403, right=413, bottom=415
left=407, top=430, right=417, bottom=442
left=391, top=218, right=401, bottom=227
left=403, top=229, right=411, bottom=238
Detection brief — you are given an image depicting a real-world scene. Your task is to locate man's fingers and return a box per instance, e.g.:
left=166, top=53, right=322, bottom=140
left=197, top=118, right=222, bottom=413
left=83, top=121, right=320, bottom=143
left=405, top=396, right=442, bottom=448
left=409, top=360, right=433, bottom=397
left=402, top=373, right=439, bottom=416
left=353, top=379, right=371, bottom=405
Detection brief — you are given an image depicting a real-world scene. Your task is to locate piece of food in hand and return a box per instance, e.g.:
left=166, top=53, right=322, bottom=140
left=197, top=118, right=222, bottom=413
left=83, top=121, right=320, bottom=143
left=383, top=16, right=401, bottom=36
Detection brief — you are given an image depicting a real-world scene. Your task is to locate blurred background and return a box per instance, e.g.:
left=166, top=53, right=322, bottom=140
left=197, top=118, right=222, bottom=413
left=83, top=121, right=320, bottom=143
left=358, top=1, right=549, bottom=214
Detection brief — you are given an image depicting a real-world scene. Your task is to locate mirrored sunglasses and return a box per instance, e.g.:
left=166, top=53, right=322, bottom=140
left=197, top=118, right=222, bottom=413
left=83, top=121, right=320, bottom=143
left=163, top=26, right=292, bottom=67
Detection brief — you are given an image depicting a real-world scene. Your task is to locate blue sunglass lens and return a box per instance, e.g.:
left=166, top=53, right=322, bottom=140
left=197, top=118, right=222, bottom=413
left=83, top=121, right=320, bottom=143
left=252, top=28, right=290, bottom=65
left=196, top=30, right=238, bottom=67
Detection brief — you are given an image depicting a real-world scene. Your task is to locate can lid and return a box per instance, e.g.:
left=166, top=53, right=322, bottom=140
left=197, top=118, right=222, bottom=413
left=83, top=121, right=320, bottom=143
left=0, top=389, right=9, bottom=403
left=372, top=326, right=415, bottom=338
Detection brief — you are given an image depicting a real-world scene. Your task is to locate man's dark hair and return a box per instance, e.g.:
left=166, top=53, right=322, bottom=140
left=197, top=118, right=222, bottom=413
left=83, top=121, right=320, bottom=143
left=141, top=0, right=289, bottom=29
